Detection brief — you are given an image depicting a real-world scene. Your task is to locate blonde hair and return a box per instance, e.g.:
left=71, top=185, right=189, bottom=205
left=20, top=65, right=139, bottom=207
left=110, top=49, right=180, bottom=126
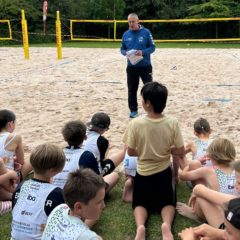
left=207, top=138, right=236, bottom=165
left=30, top=143, right=66, bottom=174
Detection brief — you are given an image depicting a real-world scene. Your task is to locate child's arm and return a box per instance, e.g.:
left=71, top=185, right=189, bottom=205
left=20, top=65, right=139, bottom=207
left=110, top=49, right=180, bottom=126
left=14, top=135, right=24, bottom=165
left=185, top=141, right=194, bottom=155
left=193, top=223, right=226, bottom=240
left=0, top=170, right=18, bottom=184
left=193, top=184, right=236, bottom=206
left=179, top=165, right=211, bottom=181
left=127, top=146, right=138, bottom=157
left=171, top=146, right=187, bottom=170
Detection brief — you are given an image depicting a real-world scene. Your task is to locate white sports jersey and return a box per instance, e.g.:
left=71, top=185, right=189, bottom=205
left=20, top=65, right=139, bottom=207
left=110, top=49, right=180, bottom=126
left=0, top=132, right=16, bottom=170
left=123, top=152, right=137, bottom=177
left=83, top=130, right=101, bottom=161
left=42, top=204, right=101, bottom=240
left=193, top=138, right=213, bottom=166
left=11, top=179, right=63, bottom=240
left=52, top=147, right=85, bottom=189
left=215, top=168, right=236, bottom=195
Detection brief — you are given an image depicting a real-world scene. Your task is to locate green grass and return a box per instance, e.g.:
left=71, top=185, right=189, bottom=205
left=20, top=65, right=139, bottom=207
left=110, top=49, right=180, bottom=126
left=0, top=173, right=197, bottom=240
left=1, top=41, right=240, bottom=48
left=93, top=174, right=198, bottom=239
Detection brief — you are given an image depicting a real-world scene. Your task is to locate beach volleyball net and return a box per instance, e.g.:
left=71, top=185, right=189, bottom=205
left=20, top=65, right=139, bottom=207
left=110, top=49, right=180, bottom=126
left=69, top=17, right=240, bottom=42
left=0, top=20, right=12, bottom=40
left=1, top=11, right=240, bottom=60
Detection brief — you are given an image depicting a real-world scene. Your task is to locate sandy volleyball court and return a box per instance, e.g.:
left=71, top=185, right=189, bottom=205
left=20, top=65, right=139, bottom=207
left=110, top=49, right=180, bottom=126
left=0, top=47, right=239, bottom=162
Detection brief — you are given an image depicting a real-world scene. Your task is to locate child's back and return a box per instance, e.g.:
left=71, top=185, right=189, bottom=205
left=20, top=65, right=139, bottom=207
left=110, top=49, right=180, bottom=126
left=52, top=120, right=99, bottom=189
left=123, top=82, right=186, bottom=240
left=52, top=147, right=99, bottom=188
left=206, top=138, right=236, bottom=194
left=186, top=118, right=213, bottom=166
left=11, top=143, right=65, bottom=240
left=193, top=138, right=213, bottom=161
left=83, top=112, right=111, bottom=162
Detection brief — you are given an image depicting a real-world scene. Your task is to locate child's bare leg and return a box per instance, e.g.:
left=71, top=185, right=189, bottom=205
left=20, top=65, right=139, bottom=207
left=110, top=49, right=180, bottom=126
left=135, top=225, right=145, bottom=240
left=161, top=205, right=175, bottom=240
left=0, top=158, right=8, bottom=175
left=161, top=222, right=174, bottom=240
left=107, top=148, right=125, bottom=168
left=122, top=177, right=133, bottom=203
left=103, top=172, right=119, bottom=194
left=134, top=206, right=147, bottom=240
left=195, top=198, right=224, bottom=228
left=0, top=186, right=13, bottom=201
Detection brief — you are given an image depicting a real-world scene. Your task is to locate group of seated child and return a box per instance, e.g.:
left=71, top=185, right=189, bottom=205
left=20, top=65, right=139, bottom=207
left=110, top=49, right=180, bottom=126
left=176, top=118, right=240, bottom=240
left=0, top=109, right=125, bottom=239
left=0, top=84, right=240, bottom=240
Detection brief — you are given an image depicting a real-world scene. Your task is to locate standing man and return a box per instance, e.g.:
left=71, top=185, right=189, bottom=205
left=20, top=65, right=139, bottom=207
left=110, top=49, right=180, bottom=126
left=121, top=13, right=155, bottom=118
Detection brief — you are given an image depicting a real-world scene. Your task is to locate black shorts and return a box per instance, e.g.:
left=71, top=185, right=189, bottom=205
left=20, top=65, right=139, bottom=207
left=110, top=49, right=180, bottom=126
left=132, top=166, right=176, bottom=213
left=100, top=159, right=115, bottom=176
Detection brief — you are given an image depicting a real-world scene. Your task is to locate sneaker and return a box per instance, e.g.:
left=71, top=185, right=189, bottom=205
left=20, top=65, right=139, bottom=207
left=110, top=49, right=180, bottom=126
left=129, top=111, right=138, bottom=118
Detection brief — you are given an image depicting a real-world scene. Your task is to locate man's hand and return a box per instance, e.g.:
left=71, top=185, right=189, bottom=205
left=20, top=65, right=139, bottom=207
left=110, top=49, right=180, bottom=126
left=135, top=50, right=142, bottom=56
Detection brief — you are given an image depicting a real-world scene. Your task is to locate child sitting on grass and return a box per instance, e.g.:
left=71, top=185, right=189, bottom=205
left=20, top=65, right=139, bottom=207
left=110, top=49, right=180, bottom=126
left=0, top=109, right=32, bottom=178
left=52, top=120, right=119, bottom=194
left=83, top=112, right=124, bottom=178
left=0, top=157, right=17, bottom=215
left=179, top=138, right=236, bottom=192
left=177, top=160, right=240, bottom=228
left=123, top=81, right=187, bottom=240
left=11, top=143, right=65, bottom=240
left=42, top=168, right=105, bottom=240
left=178, top=197, right=240, bottom=240
left=185, top=117, right=213, bottom=166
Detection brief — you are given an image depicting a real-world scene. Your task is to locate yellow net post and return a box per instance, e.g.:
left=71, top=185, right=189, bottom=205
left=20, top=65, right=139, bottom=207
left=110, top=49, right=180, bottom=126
left=56, top=11, right=62, bottom=60
left=113, top=20, right=117, bottom=41
left=21, top=9, right=29, bottom=59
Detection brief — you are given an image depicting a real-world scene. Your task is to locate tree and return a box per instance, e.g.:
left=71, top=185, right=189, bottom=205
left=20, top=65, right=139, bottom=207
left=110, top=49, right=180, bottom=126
left=0, top=0, right=40, bottom=20
left=187, top=0, right=239, bottom=18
